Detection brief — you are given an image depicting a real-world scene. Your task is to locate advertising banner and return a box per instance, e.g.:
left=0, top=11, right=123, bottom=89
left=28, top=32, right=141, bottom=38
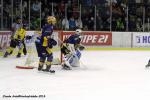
left=62, top=31, right=112, bottom=46
left=0, top=31, right=11, bottom=51
left=133, top=32, right=150, bottom=47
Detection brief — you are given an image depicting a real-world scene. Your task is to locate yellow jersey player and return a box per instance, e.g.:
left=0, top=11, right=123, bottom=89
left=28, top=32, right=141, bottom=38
left=4, top=24, right=27, bottom=58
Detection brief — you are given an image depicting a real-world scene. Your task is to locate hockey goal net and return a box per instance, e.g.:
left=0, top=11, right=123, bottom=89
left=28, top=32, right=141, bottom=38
left=16, top=30, right=63, bottom=69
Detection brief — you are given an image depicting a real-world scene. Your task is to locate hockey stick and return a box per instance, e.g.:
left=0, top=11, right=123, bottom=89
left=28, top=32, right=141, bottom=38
left=16, top=66, right=36, bottom=69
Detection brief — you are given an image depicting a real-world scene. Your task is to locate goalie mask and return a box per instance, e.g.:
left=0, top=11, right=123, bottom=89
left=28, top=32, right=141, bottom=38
left=75, top=29, right=83, bottom=39
left=75, top=29, right=82, bottom=34
left=47, top=16, right=56, bottom=25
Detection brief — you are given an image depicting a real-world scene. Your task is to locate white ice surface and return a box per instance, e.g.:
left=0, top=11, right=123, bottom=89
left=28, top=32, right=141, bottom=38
left=1, top=51, right=150, bottom=100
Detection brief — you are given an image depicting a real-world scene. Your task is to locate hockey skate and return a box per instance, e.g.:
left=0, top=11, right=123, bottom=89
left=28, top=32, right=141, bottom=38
left=62, top=63, right=72, bottom=70
left=38, top=65, right=43, bottom=71
left=42, top=65, right=55, bottom=73
left=3, top=52, right=10, bottom=58
left=16, top=53, right=21, bottom=58
left=146, top=60, right=150, bottom=68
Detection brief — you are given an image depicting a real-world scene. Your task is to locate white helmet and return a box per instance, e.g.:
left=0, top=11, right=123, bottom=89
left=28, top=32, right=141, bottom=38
left=75, top=29, right=82, bottom=34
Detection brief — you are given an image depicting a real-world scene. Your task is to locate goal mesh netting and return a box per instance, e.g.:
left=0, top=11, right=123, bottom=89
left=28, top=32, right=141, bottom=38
left=16, top=31, right=62, bottom=69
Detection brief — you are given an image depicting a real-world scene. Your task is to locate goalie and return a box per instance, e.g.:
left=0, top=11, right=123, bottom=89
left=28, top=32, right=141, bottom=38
left=61, top=29, right=85, bottom=70
left=36, top=16, right=57, bottom=73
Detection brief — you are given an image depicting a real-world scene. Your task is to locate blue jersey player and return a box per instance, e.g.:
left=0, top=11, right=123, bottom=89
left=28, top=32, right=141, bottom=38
left=36, top=16, right=57, bottom=73
left=61, top=29, right=85, bottom=70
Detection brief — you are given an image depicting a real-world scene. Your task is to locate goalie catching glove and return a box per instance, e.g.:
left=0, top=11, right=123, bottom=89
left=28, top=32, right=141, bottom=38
left=78, top=45, right=85, bottom=51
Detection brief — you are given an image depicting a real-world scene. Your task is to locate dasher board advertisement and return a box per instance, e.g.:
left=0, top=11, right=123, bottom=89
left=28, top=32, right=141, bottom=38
left=0, top=31, right=11, bottom=51
left=62, top=31, right=112, bottom=46
left=133, top=32, right=150, bottom=47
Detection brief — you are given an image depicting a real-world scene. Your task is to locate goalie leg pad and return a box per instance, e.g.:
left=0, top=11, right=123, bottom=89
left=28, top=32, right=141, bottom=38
left=70, top=54, right=80, bottom=67
left=64, top=53, right=80, bottom=68
left=63, top=54, right=73, bottom=69
left=76, top=50, right=81, bottom=59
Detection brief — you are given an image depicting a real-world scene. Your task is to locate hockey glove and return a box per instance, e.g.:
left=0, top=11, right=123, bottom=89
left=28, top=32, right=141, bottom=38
left=79, top=45, right=85, bottom=51
left=18, top=40, right=23, bottom=49
left=48, top=39, right=57, bottom=48
left=26, top=35, right=32, bottom=40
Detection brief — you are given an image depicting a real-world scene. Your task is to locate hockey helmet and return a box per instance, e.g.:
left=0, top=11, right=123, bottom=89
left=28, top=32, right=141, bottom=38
left=47, top=16, right=56, bottom=25
left=22, top=23, right=27, bottom=29
left=16, top=16, right=22, bottom=23
left=75, top=29, right=82, bottom=34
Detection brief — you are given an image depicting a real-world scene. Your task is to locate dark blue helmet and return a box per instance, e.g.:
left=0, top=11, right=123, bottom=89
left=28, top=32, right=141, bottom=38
left=22, top=24, right=27, bottom=29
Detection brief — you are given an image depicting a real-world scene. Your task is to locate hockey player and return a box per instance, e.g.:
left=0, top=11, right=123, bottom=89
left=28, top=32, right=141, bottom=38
left=36, top=16, right=57, bottom=73
left=4, top=24, right=27, bottom=58
left=146, top=60, right=150, bottom=68
left=61, top=29, right=85, bottom=70
left=11, top=17, right=27, bottom=55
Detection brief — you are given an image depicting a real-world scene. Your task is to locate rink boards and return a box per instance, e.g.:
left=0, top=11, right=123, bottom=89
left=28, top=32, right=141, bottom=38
left=0, top=31, right=150, bottom=56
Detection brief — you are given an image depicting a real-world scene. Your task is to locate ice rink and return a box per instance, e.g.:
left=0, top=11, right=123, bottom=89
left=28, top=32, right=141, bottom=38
left=1, top=50, right=150, bottom=100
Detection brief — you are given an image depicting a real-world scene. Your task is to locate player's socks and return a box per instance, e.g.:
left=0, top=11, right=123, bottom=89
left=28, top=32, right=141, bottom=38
left=38, top=65, right=43, bottom=71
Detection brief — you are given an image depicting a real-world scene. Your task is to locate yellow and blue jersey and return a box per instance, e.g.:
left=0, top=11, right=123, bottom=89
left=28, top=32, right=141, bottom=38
left=41, top=24, right=54, bottom=47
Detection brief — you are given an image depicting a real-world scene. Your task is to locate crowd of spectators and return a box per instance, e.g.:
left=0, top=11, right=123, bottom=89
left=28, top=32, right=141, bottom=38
left=1, top=0, right=150, bottom=32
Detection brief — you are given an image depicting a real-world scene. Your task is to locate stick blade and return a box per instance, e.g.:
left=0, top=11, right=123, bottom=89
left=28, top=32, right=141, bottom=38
left=16, top=66, right=35, bottom=69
